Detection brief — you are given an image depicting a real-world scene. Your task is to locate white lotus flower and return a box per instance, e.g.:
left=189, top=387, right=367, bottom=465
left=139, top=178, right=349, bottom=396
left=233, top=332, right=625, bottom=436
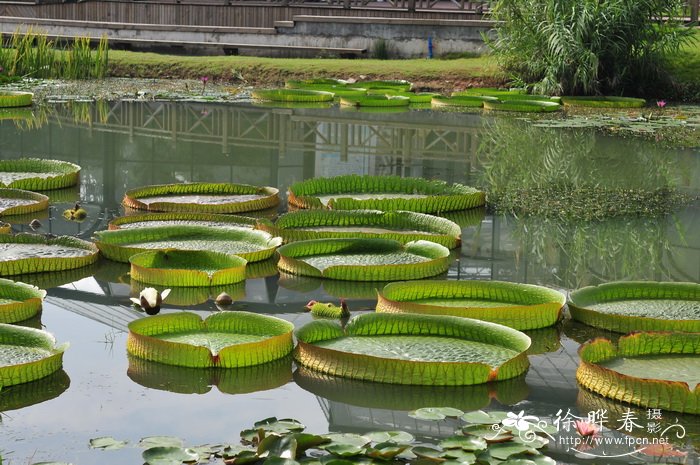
left=131, top=287, right=171, bottom=314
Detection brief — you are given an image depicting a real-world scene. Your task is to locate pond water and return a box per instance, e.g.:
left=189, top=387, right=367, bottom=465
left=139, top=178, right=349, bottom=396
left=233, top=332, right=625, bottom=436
left=0, top=101, right=699, bottom=464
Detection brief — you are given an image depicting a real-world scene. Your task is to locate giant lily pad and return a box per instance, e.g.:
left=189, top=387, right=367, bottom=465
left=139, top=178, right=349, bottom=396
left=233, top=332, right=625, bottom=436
left=483, top=100, right=561, bottom=113
left=294, top=366, right=529, bottom=411
left=569, top=281, right=700, bottom=333
left=129, top=250, right=247, bottom=287
left=376, top=281, right=565, bottom=330
left=0, top=278, right=46, bottom=324
left=127, top=311, right=294, bottom=368
left=0, top=233, right=99, bottom=275
left=0, top=189, right=48, bottom=216
left=109, top=212, right=257, bottom=230
left=287, top=175, right=485, bottom=213
left=0, top=91, right=33, bottom=108
left=277, top=238, right=450, bottom=281
left=432, top=96, right=498, bottom=108
left=0, top=158, right=80, bottom=190
left=127, top=354, right=292, bottom=394
left=577, top=332, right=700, bottom=414
left=259, top=210, right=461, bottom=248
left=252, top=89, right=335, bottom=102
left=123, top=182, right=279, bottom=214
left=294, top=312, right=531, bottom=385
left=94, top=225, right=281, bottom=263
left=340, top=95, right=411, bottom=108
left=560, top=96, right=646, bottom=108
left=0, top=323, right=68, bottom=387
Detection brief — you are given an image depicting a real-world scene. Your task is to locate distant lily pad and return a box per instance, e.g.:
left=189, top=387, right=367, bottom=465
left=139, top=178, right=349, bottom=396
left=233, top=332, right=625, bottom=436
left=0, top=233, right=99, bottom=275
left=277, top=238, right=450, bottom=281
left=560, top=96, right=646, bottom=108
left=569, top=281, right=700, bottom=332
left=0, top=158, right=80, bottom=190
left=109, top=212, right=257, bottom=230
left=0, top=91, right=33, bottom=108
left=377, top=281, right=565, bottom=330
left=259, top=210, right=461, bottom=249
left=128, top=311, right=294, bottom=368
left=0, top=323, right=68, bottom=387
left=95, top=225, right=281, bottom=263
left=142, top=446, right=199, bottom=465
left=577, top=332, right=700, bottom=414
left=129, top=250, right=247, bottom=287
left=288, top=175, right=485, bottom=213
left=0, top=278, right=46, bottom=324
left=0, top=188, right=48, bottom=216
left=123, top=182, right=279, bottom=214
left=294, top=312, right=530, bottom=385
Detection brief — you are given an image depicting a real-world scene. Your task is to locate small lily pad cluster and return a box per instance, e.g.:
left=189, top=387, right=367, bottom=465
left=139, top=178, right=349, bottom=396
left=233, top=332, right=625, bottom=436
left=87, top=409, right=554, bottom=465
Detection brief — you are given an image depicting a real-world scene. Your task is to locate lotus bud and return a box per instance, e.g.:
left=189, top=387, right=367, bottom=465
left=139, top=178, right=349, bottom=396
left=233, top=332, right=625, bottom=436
left=131, top=287, right=171, bottom=315
left=215, top=292, right=233, bottom=306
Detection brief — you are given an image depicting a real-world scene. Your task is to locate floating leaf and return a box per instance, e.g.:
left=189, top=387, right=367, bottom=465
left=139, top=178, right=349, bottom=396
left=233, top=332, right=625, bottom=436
left=254, top=418, right=306, bottom=434
left=365, top=442, right=409, bottom=460
left=109, top=212, right=258, bottom=231
left=139, top=436, right=185, bottom=448
left=439, top=449, right=476, bottom=464
left=129, top=249, right=247, bottom=287
left=264, top=458, right=301, bottom=465
left=0, top=188, right=48, bottom=216
left=0, top=91, right=33, bottom=108
left=142, top=446, right=199, bottom=465
left=461, top=425, right=513, bottom=443
left=0, top=278, right=45, bottom=324
left=89, top=436, right=128, bottom=450
left=487, top=443, right=537, bottom=461
left=439, top=436, right=487, bottom=452
left=0, top=158, right=79, bottom=190
left=504, top=453, right=556, bottom=465
left=322, top=444, right=365, bottom=457
left=322, top=434, right=371, bottom=448
left=252, top=89, right=335, bottom=103
left=461, top=411, right=509, bottom=425
left=411, top=447, right=445, bottom=461
left=0, top=233, right=99, bottom=276
left=258, top=434, right=297, bottom=459
left=0, top=324, right=68, bottom=387
left=364, top=431, right=414, bottom=444
left=409, top=407, right=463, bottom=421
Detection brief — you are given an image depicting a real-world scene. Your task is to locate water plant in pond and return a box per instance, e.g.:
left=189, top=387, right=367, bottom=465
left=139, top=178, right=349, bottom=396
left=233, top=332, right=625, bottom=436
left=0, top=91, right=33, bottom=108
left=109, top=212, right=258, bottom=231
left=349, top=80, right=413, bottom=91
left=0, top=323, right=68, bottom=387
left=377, top=280, right=565, bottom=330
left=258, top=209, right=461, bottom=248
left=294, top=312, right=531, bottom=385
left=288, top=175, right=485, bottom=213
left=127, top=311, right=294, bottom=368
left=483, top=100, right=562, bottom=113
left=130, top=279, right=245, bottom=307
left=123, top=182, right=279, bottom=214
left=0, top=188, right=48, bottom=217
left=0, top=233, right=99, bottom=275
left=130, top=287, right=171, bottom=315
left=0, top=158, right=80, bottom=190
left=277, top=238, right=450, bottom=281
left=339, top=95, right=411, bottom=107
left=61, top=202, right=87, bottom=222
left=569, top=281, right=700, bottom=333
left=129, top=250, right=247, bottom=287
left=0, top=278, right=46, bottom=324
left=366, top=89, right=440, bottom=103
left=94, top=225, right=282, bottom=263
left=577, top=332, right=700, bottom=414
left=251, top=89, right=335, bottom=102
left=305, top=299, right=350, bottom=319
left=432, top=95, right=498, bottom=108
left=560, top=96, right=646, bottom=108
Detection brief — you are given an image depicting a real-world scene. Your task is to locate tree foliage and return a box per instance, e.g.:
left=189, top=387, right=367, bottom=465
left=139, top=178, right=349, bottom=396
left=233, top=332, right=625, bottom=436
left=487, top=0, right=695, bottom=95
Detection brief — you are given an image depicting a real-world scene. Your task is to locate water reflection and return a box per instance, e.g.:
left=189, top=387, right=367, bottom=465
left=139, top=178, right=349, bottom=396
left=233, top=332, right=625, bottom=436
left=0, top=370, right=70, bottom=412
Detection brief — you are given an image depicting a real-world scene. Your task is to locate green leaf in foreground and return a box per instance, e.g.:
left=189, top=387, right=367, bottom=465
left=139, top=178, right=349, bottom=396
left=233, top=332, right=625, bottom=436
left=142, top=446, right=199, bottom=465
left=365, top=431, right=414, bottom=444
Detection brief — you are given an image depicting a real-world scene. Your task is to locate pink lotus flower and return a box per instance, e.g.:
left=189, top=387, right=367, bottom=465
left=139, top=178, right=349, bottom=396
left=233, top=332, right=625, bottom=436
left=656, top=100, right=667, bottom=108
left=575, top=420, right=599, bottom=438
left=200, top=76, right=209, bottom=93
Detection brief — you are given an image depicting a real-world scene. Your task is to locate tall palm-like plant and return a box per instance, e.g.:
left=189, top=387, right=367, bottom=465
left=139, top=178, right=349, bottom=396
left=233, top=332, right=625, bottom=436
left=488, top=0, right=694, bottom=95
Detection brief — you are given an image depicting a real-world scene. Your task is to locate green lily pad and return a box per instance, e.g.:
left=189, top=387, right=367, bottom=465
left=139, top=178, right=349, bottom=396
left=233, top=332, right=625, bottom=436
left=461, top=410, right=510, bottom=425
left=504, top=454, right=555, bottom=465
left=322, top=434, right=371, bottom=448
left=123, top=182, right=279, bottom=214
left=349, top=80, right=412, bottom=91
left=252, top=89, right=335, bottom=103
left=0, top=323, right=68, bottom=387
left=560, top=96, right=646, bottom=108
left=322, top=444, right=365, bottom=457
left=294, top=313, right=530, bottom=385
left=411, top=447, right=445, bottom=461
left=409, top=407, right=465, bottom=421
left=108, top=212, right=257, bottom=230
left=0, top=188, right=48, bottom=216
left=377, top=281, right=565, bottom=330
left=439, top=436, right=487, bottom=451
left=89, top=436, right=128, bottom=450
left=139, top=436, right=185, bottom=448
left=569, top=281, right=700, bottom=333
left=364, top=431, right=414, bottom=444
left=277, top=238, right=450, bottom=281
left=129, top=250, right=247, bottom=287
left=288, top=175, right=484, bottom=213
left=95, top=225, right=282, bottom=263
left=340, top=95, right=411, bottom=108
left=0, top=91, right=33, bottom=108
left=0, top=233, right=99, bottom=276
left=365, top=442, right=409, bottom=460
left=439, top=450, right=476, bottom=464
left=0, top=158, right=80, bottom=190
left=461, top=425, right=514, bottom=443
left=258, top=434, right=298, bottom=459
left=0, top=278, right=46, bottom=324
left=487, top=443, right=538, bottom=460
left=142, top=446, right=199, bottom=465
left=128, top=311, right=294, bottom=368
left=483, top=100, right=561, bottom=113
left=432, top=95, right=498, bottom=108
left=259, top=210, right=461, bottom=249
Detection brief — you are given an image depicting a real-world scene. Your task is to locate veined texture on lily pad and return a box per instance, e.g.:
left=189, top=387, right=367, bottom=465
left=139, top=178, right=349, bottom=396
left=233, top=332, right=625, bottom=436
left=0, top=233, right=99, bottom=275
left=122, top=182, right=279, bottom=214
left=0, top=158, right=80, bottom=190
left=577, top=332, right=700, bottom=414
left=108, top=211, right=258, bottom=230
left=0, top=323, right=68, bottom=387
left=276, top=238, right=450, bottom=281
left=377, top=280, right=565, bottom=330
left=127, top=311, right=294, bottom=368
left=0, top=278, right=46, bottom=324
left=294, top=312, right=531, bottom=385
left=0, top=188, right=49, bottom=217
left=287, top=175, right=485, bottom=213
left=129, top=250, right=247, bottom=287
left=569, top=281, right=700, bottom=333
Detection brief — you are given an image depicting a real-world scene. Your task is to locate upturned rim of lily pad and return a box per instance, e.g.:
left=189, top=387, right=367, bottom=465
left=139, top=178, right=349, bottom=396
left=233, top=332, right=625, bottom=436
left=577, top=331, right=700, bottom=414
left=122, top=182, right=280, bottom=213
left=0, top=233, right=99, bottom=276
left=276, top=238, right=451, bottom=281
left=0, top=323, right=69, bottom=387
left=377, top=280, right=566, bottom=330
left=0, top=278, right=46, bottom=324
left=0, top=91, right=33, bottom=108
left=129, top=249, right=248, bottom=287
left=560, top=95, right=647, bottom=108
left=294, top=312, right=531, bottom=385
left=258, top=209, right=461, bottom=248
left=127, top=311, right=294, bottom=368
left=0, top=188, right=49, bottom=216
left=569, top=281, right=700, bottom=333
left=288, top=174, right=485, bottom=213
left=108, top=211, right=258, bottom=230
left=0, top=158, right=81, bottom=190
